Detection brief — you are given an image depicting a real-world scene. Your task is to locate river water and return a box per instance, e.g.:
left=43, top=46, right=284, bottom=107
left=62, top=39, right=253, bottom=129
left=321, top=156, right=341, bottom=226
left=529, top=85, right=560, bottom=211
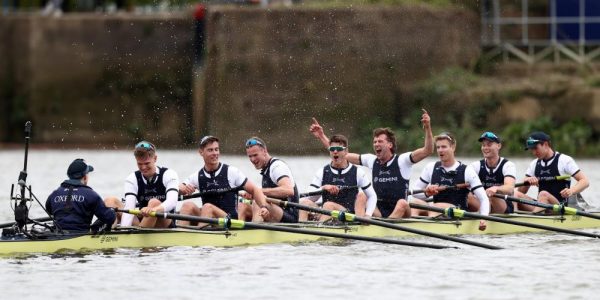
left=0, top=149, right=599, bottom=299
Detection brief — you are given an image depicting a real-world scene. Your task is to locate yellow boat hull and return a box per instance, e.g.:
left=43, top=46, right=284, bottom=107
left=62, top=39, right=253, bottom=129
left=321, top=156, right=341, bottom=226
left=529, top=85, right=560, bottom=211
left=1, top=213, right=598, bottom=255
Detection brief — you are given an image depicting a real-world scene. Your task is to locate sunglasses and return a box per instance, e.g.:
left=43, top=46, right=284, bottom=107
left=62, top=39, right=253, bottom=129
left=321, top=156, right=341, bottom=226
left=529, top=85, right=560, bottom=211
left=328, top=146, right=346, bottom=152
left=199, top=135, right=216, bottom=146
left=245, top=138, right=264, bottom=148
left=526, top=138, right=542, bottom=148
left=135, top=141, right=155, bottom=151
left=480, top=131, right=498, bottom=140
left=437, top=132, right=454, bottom=142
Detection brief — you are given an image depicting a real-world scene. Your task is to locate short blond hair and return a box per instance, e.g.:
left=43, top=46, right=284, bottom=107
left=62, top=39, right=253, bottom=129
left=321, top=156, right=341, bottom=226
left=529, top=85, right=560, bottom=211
left=434, top=132, right=456, bottom=146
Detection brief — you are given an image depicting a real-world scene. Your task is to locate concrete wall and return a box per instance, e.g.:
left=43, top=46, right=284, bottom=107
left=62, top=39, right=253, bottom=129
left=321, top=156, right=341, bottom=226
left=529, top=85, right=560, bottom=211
left=1, top=6, right=480, bottom=152
left=201, top=6, right=480, bottom=153
left=0, top=14, right=194, bottom=147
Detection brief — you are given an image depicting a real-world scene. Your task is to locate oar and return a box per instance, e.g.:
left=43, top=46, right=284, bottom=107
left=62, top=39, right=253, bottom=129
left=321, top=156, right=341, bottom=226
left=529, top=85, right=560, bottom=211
left=179, top=186, right=244, bottom=201
left=410, top=203, right=600, bottom=239
left=408, top=175, right=570, bottom=196
left=514, top=175, right=571, bottom=187
left=493, top=193, right=600, bottom=221
left=299, top=186, right=358, bottom=198
left=0, top=217, right=53, bottom=229
left=117, top=209, right=455, bottom=249
left=266, top=198, right=501, bottom=249
left=408, top=183, right=469, bottom=196
left=409, top=175, right=571, bottom=202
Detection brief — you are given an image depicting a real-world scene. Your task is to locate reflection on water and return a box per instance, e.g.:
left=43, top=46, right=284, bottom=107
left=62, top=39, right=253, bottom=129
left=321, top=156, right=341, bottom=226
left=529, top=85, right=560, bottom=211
left=0, top=150, right=599, bottom=299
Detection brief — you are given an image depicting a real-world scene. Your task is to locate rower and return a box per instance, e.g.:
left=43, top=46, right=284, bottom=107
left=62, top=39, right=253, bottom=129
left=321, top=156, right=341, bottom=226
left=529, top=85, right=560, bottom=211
left=300, top=134, right=377, bottom=221
left=412, top=132, right=489, bottom=231
left=178, top=135, right=270, bottom=225
left=514, top=132, right=589, bottom=212
left=238, top=137, right=299, bottom=223
left=45, top=159, right=116, bottom=232
left=467, top=131, right=517, bottom=214
left=105, top=141, right=180, bottom=228
left=309, top=109, right=433, bottom=219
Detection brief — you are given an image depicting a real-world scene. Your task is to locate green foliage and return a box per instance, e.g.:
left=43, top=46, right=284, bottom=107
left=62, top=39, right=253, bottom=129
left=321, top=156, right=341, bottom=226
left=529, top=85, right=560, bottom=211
left=586, top=75, right=600, bottom=88
left=501, top=117, right=595, bottom=156
left=365, top=67, right=600, bottom=157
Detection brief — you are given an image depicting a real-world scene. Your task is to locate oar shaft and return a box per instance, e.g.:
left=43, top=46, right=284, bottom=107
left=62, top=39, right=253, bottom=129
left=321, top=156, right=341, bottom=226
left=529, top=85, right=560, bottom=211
left=494, top=194, right=600, bottom=221
left=179, top=186, right=242, bottom=201
left=353, top=215, right=501, bottom=249
left=299, top=186, right=359, bottom=198
left=408, top=183, right=470, bottom=196
left=117, top=209, right=454, bottom=249
left=268, top=198, right=501, bottom=249
left=494, top=194, right=553, bottom=209
left=514, top=175, right=571, bottom=188
left=410, top=203, right=600, bottom=239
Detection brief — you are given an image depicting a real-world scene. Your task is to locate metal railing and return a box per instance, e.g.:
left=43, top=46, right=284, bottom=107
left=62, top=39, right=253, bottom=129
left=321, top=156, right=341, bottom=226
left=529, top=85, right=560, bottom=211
left=481, top=0, right=600, bottom=64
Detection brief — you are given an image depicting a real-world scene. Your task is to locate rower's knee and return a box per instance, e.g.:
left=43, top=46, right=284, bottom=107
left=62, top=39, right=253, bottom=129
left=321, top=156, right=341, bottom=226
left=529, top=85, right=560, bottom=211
left=538, top=191, right=553, bottom=203
left=104, top=196, right=122, bottom=208
left=396, top=199, right=409, bottom=210
left=322, top=202, right=337, bottom=210
left=513, top=190, right=526, bottom=198
left=300, top=198, right=315, bottom=207
left=180, top=201, right=197, bottom=214
left=202, top=203, right=216, bottom=213
left=238, top=202, right=252, bottom=212
left=147, top=198, right=162, bottom=208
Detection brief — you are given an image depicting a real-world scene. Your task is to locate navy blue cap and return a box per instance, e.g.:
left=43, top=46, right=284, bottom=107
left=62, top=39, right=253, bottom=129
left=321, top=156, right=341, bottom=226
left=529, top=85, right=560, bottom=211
left=67, top=159, right=94, bottom=179
left=525, top=132, right=550, bottom=150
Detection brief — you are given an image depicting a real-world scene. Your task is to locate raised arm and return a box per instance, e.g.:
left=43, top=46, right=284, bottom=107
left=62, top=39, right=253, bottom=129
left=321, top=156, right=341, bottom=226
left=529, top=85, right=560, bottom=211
left=410, top=109, right=434, bottom=163
left=309, top=117, right=361, bottom=164
left=309, top=117, right=331, bottom=149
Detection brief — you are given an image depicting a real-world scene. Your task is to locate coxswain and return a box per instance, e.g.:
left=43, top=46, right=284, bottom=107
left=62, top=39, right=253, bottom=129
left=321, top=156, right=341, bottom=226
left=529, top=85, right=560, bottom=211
left=45, top=158, right=116, bottom=232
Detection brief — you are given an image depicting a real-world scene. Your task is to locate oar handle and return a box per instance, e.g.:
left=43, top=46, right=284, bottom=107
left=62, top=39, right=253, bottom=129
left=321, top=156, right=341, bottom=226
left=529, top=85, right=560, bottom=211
left=299, top=185, right=359, bottom=198
left=514, top=175, right=570, bottom=187
left=408, top=183, right=470, bottom=196
left=179, top=186, right=243, bottom=201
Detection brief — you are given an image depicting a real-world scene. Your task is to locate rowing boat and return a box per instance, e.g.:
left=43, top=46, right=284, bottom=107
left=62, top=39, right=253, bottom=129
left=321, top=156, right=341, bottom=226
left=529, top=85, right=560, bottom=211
left=3, top=122, right=599, bottom=255
left=1, top=212, right=599, bottom=255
